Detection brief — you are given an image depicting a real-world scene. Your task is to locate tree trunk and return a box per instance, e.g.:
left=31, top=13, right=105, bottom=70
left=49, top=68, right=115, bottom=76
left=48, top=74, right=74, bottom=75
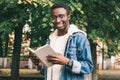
left=11, top=26, right=23, bottom=80
left=0, top=32, right=3, bottom=57
left=0, top=38, right=3, bottom=57
left=86, top=12, right=98, bottom=80
left=4, top=34, right=9, bottom=57
left=90, top=41, right=98, bottom=80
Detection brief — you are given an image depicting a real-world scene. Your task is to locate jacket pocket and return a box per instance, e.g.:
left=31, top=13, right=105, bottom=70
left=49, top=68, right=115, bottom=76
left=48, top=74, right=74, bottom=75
left=67, top=47, right=77, bottom=60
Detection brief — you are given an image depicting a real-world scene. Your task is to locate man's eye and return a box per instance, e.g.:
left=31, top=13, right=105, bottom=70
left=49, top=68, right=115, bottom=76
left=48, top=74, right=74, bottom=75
left=59, top=15, right=64, bottom=19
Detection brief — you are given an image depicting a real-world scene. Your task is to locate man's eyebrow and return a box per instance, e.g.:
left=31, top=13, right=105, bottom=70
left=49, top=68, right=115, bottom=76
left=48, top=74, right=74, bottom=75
left=52, top=14, right=65, bottom=16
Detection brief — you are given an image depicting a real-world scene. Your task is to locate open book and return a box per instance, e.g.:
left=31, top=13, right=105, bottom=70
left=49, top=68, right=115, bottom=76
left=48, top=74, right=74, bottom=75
left=28, top=44, right=56, bottom=67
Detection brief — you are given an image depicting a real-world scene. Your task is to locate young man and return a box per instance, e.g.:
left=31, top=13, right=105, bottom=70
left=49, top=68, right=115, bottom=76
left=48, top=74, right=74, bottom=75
left=30, top=2, right=93, bottom=80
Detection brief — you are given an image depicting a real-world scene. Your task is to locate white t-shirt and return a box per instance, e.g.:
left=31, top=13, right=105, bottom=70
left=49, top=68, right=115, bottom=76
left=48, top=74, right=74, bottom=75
left=47, top=33, right=69, bottom=80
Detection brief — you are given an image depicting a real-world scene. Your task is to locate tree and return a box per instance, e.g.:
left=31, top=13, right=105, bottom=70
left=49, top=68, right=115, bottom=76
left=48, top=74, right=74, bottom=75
left=80, top=0, right=120, bottom=79
left=0, top=0, right=37, bottom=79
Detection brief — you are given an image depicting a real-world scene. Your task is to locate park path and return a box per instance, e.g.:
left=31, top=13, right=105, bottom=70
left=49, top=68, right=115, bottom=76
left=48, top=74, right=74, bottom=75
left=0, top=69, right=120, bottom=80
left=98, top=70, right=120, bottom=80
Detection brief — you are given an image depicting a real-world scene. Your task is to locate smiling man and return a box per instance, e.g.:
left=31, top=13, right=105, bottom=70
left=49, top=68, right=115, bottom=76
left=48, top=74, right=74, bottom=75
left=30, top=2, right=94, bottom=80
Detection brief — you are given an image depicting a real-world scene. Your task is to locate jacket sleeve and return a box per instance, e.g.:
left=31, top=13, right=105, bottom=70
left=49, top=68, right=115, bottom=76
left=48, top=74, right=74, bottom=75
left=71, top=33, right=94, bottom=74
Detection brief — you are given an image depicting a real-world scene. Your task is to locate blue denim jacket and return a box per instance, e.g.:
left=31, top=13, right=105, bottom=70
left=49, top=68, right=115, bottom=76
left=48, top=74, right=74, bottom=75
left=39, top=32, right=94, bottom=80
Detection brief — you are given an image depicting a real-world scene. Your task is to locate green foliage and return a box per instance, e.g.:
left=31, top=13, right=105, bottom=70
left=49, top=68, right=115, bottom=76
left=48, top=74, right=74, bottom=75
left=79, top=0, right=120, bottom=56
left=29, top=2, right=52, bottom=48
left=88, top=29, right=98, bottom=43
left=69, top=0, right=82, bottom=13
left=0, top=0, right=120, bottom=58
left=0, top=21, right=13, bottom=33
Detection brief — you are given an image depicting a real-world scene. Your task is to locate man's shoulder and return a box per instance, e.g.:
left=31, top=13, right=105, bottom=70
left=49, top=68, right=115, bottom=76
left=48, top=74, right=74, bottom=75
left=72, top=32, right=87, bottom=37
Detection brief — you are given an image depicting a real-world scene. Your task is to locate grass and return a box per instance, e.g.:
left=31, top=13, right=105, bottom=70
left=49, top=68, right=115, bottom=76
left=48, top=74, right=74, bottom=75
left=1, top=69, right=120, bottom=80
left=0, top=69, right=38, bottom=75
left=0, top=69, right=43, bottom=80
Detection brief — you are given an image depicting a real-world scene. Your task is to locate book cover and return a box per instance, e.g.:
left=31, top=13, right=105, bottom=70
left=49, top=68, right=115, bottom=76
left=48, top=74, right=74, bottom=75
left=28, top=44, right=56, bottom=67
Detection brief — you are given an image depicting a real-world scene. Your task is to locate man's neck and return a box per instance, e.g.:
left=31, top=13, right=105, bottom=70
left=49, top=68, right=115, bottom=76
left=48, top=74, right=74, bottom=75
left=58, top=31, right=67, bottom=36
left=57, top=25, right=69, bottom=36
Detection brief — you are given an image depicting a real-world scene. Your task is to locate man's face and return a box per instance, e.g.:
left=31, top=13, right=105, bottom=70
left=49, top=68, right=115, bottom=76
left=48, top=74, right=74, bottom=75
left=51, top=8, right=70, bottom=30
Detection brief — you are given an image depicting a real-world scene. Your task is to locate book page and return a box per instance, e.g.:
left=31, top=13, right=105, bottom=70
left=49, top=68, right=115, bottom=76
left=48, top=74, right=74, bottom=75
left=28, top=44, right=56, bottom=67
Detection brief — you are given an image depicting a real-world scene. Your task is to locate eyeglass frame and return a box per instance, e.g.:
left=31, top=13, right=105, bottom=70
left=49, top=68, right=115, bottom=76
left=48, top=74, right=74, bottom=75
left=51, top=14, right=68, bottom=22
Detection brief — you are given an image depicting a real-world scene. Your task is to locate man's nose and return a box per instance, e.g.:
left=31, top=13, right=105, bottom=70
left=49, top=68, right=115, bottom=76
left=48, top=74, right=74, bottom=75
left=56, top=17, right=61, bottom=22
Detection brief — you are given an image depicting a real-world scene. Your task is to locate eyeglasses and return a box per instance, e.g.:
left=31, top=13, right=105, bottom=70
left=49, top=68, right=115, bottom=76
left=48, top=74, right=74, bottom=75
left=51, top=14, right=67, bottom=22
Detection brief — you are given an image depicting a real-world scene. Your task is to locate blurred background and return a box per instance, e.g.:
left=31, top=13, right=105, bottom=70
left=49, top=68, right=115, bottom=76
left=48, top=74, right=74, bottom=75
left=0, top=0, right=120, bottom=80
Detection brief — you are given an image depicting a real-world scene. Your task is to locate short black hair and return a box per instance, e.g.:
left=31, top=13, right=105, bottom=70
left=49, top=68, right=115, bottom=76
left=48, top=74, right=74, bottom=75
left=51, top=2, right=70, bottom=15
